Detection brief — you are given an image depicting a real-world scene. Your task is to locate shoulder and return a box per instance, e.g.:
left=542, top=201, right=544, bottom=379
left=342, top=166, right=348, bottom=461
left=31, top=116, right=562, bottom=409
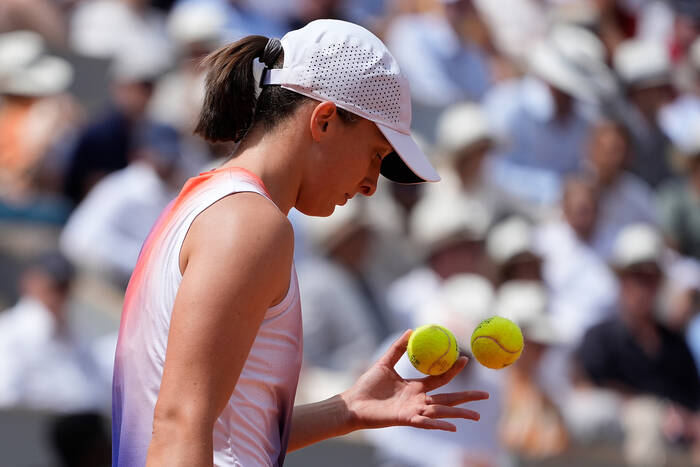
left=183, top=192, right=294, bottom=280
left=192, top=192, right=293, bottom=255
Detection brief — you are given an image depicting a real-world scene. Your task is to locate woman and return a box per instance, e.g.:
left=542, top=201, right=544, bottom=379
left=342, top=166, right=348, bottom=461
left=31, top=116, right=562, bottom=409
left=112, top=19, right=488, bottom=466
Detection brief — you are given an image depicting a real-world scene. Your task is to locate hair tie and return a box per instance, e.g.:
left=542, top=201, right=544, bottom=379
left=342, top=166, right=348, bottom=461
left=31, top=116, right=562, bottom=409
left=262, top=38, right=283, bottom=68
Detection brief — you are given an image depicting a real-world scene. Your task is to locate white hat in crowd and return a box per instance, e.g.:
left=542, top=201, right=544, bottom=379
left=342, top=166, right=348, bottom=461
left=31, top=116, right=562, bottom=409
left=0, top=30, right=73, bottom=97
left=262, top=19, right=440, bottom=183
left=528, top=35, right=597, bottom=102
left=611, top=223, right=666, bottom=270
left=410, top=194, right=491, bottom=253
left=613, top=39, right=671, bottom=89
left=486, top=216, right=539, bottom=265
left=435, top=103, right=494, bottom=161
left=548, top=24, right=618, bottom=99
left=496, top=280, right=560, bottom=345
left=167, top=2, right=225, bottom=48
left=303, top=199, right=368, bottom=254
left=417, top=274, right=495, bottom=349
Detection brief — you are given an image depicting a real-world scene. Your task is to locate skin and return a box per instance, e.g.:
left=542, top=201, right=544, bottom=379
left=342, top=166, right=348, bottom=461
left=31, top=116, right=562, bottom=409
left=146, top=101, right=489, bottom=466
left=587, top=122, right=629, bottom=188
left=562, top=179, right=599, bottom=242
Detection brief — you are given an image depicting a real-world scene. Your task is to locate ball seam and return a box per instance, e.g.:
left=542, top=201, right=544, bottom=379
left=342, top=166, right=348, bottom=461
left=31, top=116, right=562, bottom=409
left=471, top=335, right=520, bottom=354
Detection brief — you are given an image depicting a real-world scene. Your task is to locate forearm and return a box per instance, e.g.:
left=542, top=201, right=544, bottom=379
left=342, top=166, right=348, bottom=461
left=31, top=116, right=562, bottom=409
left=287, top=393, right=359, bottom=452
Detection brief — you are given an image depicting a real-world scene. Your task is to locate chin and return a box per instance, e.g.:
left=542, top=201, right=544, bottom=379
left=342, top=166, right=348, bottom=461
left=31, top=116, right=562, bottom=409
left=296, top=202, right=335, bottom=218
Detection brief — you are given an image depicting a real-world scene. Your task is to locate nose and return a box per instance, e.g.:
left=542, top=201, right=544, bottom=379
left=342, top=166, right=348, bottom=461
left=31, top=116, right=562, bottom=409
left=359, top=174, right=378, bottom=197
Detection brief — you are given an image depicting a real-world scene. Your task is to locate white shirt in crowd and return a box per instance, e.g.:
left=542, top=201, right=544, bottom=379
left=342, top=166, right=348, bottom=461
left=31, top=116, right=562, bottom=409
left=386, top=267, right=442, bottom=334
left=535, top=220, right=618, bottom=345
left=297, top=256, right=381, bottom=373
left=0, top=298, right=108, bottom=412
left=592, top=173, right=657, bottom=259
left=60, top=162, right=175, bottom=282
left=385, top=12, right=492, bottom=108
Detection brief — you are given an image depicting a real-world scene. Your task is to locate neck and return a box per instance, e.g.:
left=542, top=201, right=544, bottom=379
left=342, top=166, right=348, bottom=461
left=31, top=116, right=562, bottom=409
left=220, top=125, right=305, bottom=215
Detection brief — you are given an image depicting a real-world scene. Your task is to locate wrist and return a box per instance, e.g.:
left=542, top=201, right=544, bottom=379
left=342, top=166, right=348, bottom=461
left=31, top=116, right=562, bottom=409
left=338, top=389, right=363, bottom=433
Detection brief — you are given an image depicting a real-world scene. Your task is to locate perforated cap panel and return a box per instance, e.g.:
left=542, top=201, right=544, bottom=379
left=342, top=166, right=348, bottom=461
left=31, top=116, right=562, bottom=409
left=296, top=42, right=404, bottom=126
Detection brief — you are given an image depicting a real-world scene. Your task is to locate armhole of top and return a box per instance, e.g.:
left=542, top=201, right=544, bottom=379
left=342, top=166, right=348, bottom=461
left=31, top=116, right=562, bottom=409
left=175, top=187, right=294, bottom=312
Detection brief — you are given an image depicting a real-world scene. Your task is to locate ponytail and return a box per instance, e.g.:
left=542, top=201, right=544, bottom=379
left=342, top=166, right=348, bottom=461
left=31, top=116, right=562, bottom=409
left=195, top=35, right=359, bottom=144
left=195, top=35, right=268, bottom=142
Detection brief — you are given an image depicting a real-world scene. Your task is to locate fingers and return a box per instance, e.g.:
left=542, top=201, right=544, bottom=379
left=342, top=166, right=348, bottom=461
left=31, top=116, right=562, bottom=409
left=378, top=329, right=412, bottom=368
left=419, top=356, right=468, bottom=392
left=410, top=415, right=457, bottom=432
left=426, top=390, right=490, bottom=407
left=420, top=405, right=481, bottom=421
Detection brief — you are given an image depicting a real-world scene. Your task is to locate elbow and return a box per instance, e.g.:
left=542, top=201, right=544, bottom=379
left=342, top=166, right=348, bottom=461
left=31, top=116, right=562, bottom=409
left=151, top=400, right=214, bottom=442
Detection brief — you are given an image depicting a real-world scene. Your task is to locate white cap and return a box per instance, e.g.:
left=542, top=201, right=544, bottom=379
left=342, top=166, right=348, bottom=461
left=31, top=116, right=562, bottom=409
left=410, top=194, right=491, bottom=253
left=611, top=223, right=665, bottom=269
left=436, top=103, right=493, bottom=158
left=0, top=30, right=73, bottom=97
left=496, top=280, right=559, bottom=345
left=613, top=39, right=671, bottom=89
left=417, top=274, right=495, bottom=348
left=486, top=216, right=538, bottom=265
left=262, top=19, right=440, bottom=184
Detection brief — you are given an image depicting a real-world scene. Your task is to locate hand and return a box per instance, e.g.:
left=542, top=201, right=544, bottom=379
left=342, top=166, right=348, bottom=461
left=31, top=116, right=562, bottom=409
left=340, top=330, right=489, bottom=432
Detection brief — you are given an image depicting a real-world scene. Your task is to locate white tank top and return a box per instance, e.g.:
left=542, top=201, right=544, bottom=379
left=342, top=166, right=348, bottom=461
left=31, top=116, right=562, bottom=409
left=112, top=167, right=303, bottom=467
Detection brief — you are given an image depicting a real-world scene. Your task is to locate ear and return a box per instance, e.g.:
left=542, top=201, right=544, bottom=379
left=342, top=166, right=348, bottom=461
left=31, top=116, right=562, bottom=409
left=309, top=101, right=338, bottom=142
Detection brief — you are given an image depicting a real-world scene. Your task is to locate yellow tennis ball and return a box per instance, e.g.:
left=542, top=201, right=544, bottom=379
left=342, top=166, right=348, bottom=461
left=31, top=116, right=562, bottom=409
left=407, top=324, right=460, bottom=375
left=470, top=316, right=524, bottom=369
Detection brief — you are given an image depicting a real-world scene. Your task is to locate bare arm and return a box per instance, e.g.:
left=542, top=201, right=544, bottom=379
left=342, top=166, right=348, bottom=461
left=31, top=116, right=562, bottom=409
left=288, top=331, right=490, bottom=452
left=146, top=193, right=294, bottom=467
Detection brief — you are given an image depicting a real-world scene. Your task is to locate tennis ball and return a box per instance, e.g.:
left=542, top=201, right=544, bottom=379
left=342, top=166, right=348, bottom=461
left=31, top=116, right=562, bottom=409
left=470, top=316, right=523, bottom=369
left=407, top=324, right=460, bottom=375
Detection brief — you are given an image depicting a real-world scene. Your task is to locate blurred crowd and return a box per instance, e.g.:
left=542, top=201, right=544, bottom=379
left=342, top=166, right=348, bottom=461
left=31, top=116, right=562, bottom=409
left=1, top=0, right=700, bottom=466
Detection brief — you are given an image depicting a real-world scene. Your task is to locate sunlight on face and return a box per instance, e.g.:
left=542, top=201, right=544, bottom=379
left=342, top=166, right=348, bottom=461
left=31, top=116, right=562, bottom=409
left=296, top=106, right=394, bottom=217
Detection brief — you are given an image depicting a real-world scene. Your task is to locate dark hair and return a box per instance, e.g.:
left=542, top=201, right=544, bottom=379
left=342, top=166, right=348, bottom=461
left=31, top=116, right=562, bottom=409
left=195, top=35, right=356, bottom=143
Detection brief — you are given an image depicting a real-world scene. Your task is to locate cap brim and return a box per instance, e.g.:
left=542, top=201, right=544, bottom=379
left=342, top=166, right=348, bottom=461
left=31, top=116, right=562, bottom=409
left=376, top=124, right=440, bottom=184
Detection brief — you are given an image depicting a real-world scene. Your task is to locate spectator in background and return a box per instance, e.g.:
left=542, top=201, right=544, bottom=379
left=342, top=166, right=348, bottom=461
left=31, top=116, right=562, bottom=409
left=0, top=253, right=107, bottom=412
left=60, top=124, right=182, bottom=288
left=69, top=0, right=174, bottom=65
left=486, top=216, right=543, bottom=288
left=656, top=140, right=700, bottom=260
left=535, top=177, right=618, bottom=345
left=429, top=102, right=536, bottom=219
left=0, top=30, right=79, bottom=223
left=497, top=281, right=569, bottom=459
left=149, top=1, right=224, bottom=133
left=484, top=27, right=599, bottom=210
left=50, top=412, right=111, bottom=467
left=385, top=0, right=493, bottom=137
left=148, top=1, right=224, bottom=174
left=172, top=0, right=287, bottom=42
left=577, top=223, right=700, bottom=412
left=63, top=48, right=165, bottom=203
left=387, top=193, right=491, bottom=331
left=369, top=274, right=506, bottom=467
left=584, top=119, right=657, bottom=259
left=297, top=201, right=391, bottom=385
left=613, top=39, right=676, bottom=188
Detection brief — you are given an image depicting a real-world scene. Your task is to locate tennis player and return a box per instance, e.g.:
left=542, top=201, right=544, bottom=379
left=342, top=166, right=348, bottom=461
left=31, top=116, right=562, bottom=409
left=112, top=19, right=488, bottom=467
